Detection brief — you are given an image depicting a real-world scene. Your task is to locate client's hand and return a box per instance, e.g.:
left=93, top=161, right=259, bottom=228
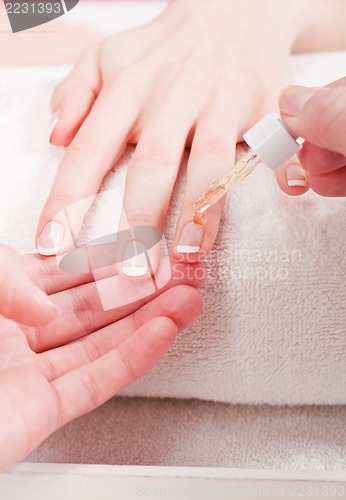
left=0, top=244, right=57, bottom=326
left=276, top=77, right=346, bottom=197
left=37, top=0, right=310, bottom=263
left=0, top=253, right=203, bottom=471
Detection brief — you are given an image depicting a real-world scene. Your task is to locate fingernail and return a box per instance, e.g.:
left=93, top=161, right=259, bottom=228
left=176, top=222, right=204, bottom=254
left=286, top=164, right=307, bottom=187
left=37, top=221, right=64, bottom=256
left=48, top=111, right=59, bottom=142
left=31, top=286, right=58, bottom=314
left=280, top=86, right=316, bottom=117
left=122, top=240, right=149, bottom=277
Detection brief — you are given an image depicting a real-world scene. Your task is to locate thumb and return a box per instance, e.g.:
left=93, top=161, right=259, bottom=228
left=0, top=245, right=58, bottom=327
left=279, top=85, right=346, bottom=157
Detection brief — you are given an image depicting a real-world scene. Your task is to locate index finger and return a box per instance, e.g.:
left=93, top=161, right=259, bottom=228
left=36, top=84, right=140, bottom=256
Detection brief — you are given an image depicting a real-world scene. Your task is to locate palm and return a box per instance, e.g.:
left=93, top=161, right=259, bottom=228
left=0, top=254, right=203, bottom=470
left=0, top=319, right=59, bottom=467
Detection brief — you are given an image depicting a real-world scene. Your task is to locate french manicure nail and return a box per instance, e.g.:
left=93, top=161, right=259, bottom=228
left=48, top=112, right=59, bottom=142
left=286, top=164, right=307, bottom=187
left=280, top=86, right=316, bottom=117
left=176, top=222, right=204, bottom=254
left=37, top=221, right=64, bottom=256
left=122, top=240, right=149, bottom=277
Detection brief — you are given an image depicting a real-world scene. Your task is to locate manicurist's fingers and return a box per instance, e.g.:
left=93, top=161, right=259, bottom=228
left=50, top=46, right=101, bottom=146
left=276, top=146, right=346, bottom=197
left=278, top=80, right=346, bottom=197
left=36, top=84, right=141, bottom=257
left=297, top=141, right=346, bottom=196
left=173, top=109, right=238, bottom=261
left=39, top=285, right=203, bottom=381
left=306, top=165, right=346, bottom=197
left=0, top=246, right=57, bottom=326
left=280, top=85, right=346, bottom=157
left=298, top=141, right=346, bottom=175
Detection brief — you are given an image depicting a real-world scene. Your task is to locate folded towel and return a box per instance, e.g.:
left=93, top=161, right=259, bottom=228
left=26, top=397, right=346, bottom=469
left=0, top=52, right=345, bottom=406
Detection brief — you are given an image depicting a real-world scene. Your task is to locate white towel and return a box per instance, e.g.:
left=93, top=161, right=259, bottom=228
left=26, top=397, right=346, bottom=470
left=0, top=52, right=345, bottom=406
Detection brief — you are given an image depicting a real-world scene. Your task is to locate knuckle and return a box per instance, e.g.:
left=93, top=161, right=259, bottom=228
left=193, top=135, right=231, bottom=160
left=164, top=61, right=189, bottom=85
left=43, top=193, right=77, bottom=218
left=47, top=192, right=75, bottom=206
left=115, top=346, right=137, bottom=382
left=82, top=337, right=103, bottom=364
left=126, top=213, right=157, bottom=227
left=40, top=354, right=59, bottom=381
left=80, top=370, right=102, bottom=408
left=68, top=135, right=102, bottom=159
left=103, top=65, right=142, bottom=101
left=71, top=289, right=95, bottom=337
left=132, top=141, right=176, bottom=171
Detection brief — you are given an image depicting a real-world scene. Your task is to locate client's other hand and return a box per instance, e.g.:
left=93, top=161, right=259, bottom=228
left=0, top=252, right=204, bottom=471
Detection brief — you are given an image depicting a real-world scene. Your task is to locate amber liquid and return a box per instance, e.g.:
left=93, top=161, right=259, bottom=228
left=193, top=151, right=261, bottom=225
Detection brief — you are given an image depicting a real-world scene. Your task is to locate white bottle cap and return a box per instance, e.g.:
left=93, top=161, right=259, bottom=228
left=243, top=113, right=302, bottom=170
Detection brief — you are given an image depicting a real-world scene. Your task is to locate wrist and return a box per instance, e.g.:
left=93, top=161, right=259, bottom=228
left=169, top=0, right=311, bottom=53
left=259, top=0, right=314, bottom=54
left=291, top=0, right=346, bottom=52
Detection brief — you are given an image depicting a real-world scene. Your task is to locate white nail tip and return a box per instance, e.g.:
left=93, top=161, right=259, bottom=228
left=36, top=245, right=60, bottom=257
left=287, top=180, right=307, bottom=187
left=122, top=266, right=148, bottom=277
left=176, top=245, right=200, bottom=254
left=37, top=221, right=64, bottom=256
left=48, top=116, right=59, bottom=140
left=122, top=240, right=149, bottom=277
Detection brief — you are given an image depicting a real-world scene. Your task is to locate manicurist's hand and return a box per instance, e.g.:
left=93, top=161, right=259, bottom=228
left=37, top=0, right=313, bottom=265
left=0, top=253, right=204, bottom=471
left=0, top=244, right=57, bottom=326
left=276, top=77, right=346, bottom=197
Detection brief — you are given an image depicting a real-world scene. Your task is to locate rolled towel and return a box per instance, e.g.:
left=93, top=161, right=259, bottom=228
left=0, top=54, right=345, bottom=405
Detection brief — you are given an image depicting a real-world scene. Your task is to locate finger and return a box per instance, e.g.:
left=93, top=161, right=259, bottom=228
left=39, top=285, right=203, bottom=381
left=0, top=246, right=57, bottom=327
left=173, top=108, right=238, bottom=262
left=51, top=316, right=178, bottom=427
left=275, top=155, right=309, bottom=196
left=326, top=76, right=346, bottom=89
left=36, top=81, right=141, bottom=257
left=26, top=258, right=206, bottom=353
left=298, top=141, right=346, bottom=175
left=280, top=85, right=346, bottom=157
left=307, top=165, right=346, bottom=197
left=50, top=46, right=101, bottom=146
left=121, top=97, right=195, bottom=277
left=24, top=253, right=94, bottom=296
